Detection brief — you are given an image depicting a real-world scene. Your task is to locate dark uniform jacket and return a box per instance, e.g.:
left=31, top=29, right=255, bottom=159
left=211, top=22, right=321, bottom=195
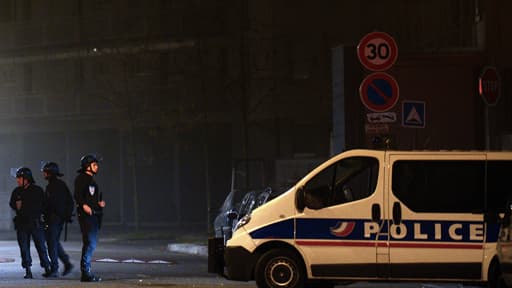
left=74, top=173, right=102, bottom=217
left=9, top=184, right=46, bottom=229
left=45, top=177, right=73, bottom=223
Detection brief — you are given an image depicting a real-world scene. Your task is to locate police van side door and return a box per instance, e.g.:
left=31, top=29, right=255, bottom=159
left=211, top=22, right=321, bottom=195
left=387, top=153, right=486, bottom=281
left=295, top=151, right=386, bottom=280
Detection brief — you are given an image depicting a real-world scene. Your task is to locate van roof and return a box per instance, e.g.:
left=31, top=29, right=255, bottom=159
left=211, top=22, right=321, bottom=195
left=345, top=149, right=512, bottom=153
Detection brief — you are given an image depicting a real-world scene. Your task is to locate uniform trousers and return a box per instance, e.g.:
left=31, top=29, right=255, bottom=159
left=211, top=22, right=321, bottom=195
left=46, top=218, right=71, bottom=272
left=78, top=214, right=99, bottom=274
left=16, top=220, right=50, bottom=269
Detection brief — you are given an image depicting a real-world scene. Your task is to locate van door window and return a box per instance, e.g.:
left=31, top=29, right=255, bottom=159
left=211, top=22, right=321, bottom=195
left=487, top=160, right=512, bottom=212
left=303, top=157, right=378, bottom=210
left=392, top=160, right=484, bottom=213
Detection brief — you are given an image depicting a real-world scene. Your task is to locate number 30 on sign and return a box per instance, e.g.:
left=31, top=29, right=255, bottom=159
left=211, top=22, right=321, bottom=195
left=357, top=32, right=398, bottom=72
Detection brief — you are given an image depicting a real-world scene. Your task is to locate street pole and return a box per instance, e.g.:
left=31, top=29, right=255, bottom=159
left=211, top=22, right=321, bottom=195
left=240, top=0, right=250, bottom=191
left=485, top=106, right=490, bottom=150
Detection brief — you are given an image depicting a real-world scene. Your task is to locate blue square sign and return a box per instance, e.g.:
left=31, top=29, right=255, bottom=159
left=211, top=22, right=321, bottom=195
left=402, top=101, right=425, bottom=128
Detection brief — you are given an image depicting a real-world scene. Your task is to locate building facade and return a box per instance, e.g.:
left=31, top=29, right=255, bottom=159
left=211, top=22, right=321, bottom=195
left=0, top=0, right=509, bottom=230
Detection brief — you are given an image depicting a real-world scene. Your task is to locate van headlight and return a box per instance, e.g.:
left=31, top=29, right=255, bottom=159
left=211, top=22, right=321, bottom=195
left=234, top=215, right=251, bottom=231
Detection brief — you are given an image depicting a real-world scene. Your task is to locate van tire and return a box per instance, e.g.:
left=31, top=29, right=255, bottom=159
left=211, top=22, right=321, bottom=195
left=488, top=260, right=507, bottom=288
left=255, top=249, right=305, bottom=288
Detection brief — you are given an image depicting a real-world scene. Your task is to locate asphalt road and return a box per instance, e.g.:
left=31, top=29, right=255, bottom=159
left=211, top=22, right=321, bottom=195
left=0, top=226, right=485, bottom=288
left=0, top=236, right=252, bottom=288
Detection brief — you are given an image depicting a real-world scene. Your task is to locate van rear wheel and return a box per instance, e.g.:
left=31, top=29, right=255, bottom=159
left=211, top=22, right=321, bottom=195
left=488, top=260, right=507, bottom=288
left=255, top=249, right=305, bottom=288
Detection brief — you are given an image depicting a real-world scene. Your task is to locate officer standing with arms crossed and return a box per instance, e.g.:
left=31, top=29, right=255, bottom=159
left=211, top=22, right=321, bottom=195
left=74, top=154, right=105, bottom=282
left=42, top=162, right=74, bottom=277
left=9, top=167, right=51, bottom=279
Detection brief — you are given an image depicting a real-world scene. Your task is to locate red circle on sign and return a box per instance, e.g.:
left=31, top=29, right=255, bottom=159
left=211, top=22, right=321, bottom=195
left=478, top=66, right=500, bottom=106
left=359, top=72, right=399, bottom=112
left=357, top=32, right=398, bottom=71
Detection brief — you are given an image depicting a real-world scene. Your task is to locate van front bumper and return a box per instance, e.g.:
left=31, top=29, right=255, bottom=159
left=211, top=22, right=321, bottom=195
left=224, top=246, right=255, bottom=281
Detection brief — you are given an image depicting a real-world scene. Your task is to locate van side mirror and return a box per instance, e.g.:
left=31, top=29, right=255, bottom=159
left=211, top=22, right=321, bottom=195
left=296, top=186, right=305, bottom=212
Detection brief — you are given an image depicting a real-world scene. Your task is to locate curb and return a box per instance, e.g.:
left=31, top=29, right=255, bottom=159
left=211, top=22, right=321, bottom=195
left=167, top=243, right=208, bottom=256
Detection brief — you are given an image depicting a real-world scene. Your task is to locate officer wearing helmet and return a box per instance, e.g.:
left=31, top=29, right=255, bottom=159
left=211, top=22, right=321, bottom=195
left=41, top=162, right=74, bottom=278
left=74, top=154, right=105, bottom=282
left=9, top=167, right=51, bottom=279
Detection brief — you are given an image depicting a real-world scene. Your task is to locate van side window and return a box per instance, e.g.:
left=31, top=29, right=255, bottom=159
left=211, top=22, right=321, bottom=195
left=303, top=165, right=334, bottom=209
left=487, top=161, right=512, bottom=212
left=392, top=160, right=484, bottom=213
left=303, top=157, right=379, bottom=210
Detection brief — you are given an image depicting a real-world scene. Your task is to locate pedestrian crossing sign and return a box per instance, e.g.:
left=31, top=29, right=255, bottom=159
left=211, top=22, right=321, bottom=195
left=402, top=101, right=425, bottom=128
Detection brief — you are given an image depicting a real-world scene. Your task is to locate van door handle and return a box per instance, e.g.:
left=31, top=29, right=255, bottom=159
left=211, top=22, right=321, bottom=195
left=372, top=204, right=381, bottom=222
left=392, top=202, right=402, bottom=225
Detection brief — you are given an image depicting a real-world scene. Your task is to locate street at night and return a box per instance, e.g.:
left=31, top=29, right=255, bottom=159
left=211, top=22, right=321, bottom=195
left=0, top=1, right=511, bottom=287
left=0, top=230, right=485, bottom=288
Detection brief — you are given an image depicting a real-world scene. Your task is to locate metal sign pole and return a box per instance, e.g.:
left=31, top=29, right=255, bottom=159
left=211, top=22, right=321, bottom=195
left=485, top=106, right=490, bottom=150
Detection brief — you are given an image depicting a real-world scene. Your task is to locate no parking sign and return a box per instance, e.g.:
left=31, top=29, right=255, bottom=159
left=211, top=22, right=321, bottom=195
left=359, top=72, right=399, bottom=112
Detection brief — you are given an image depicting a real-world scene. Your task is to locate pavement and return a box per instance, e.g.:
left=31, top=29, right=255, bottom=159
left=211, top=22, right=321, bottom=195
left=0, top=224, right=484, bottom=288
left=168, top=242, right=208, bottom=256
left=0, top=221, right=210, bottom=257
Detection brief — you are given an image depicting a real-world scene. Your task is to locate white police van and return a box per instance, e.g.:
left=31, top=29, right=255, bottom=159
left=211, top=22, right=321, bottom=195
left=209, top=149, right=512, bottom=288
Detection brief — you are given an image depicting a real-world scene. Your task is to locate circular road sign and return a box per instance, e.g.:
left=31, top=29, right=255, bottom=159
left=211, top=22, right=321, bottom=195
left=357, top=32, right=398, bottom=71
left=478, top=66, right=501, bottom=106
left=359, top=72, right=399, bottom=112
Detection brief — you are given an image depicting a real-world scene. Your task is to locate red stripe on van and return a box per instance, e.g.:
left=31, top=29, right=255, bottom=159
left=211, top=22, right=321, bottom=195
left=296, top=240, right=482, bottom=249
left=389, top=242, right=482, bottom=249
left=296, top=240, right=377, bottom=247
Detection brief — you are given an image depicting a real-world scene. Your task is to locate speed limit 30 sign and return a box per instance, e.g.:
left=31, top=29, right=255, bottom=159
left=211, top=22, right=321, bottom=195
left=357, top=32, right=398, bottom=71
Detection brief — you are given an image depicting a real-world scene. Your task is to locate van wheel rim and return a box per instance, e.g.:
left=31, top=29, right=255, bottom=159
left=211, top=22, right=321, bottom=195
left=267, top=259, right=296, bottom=287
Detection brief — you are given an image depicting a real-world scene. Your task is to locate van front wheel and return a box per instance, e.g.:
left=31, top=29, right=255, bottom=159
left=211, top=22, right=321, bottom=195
left=255, top=249, right=305, bottom=288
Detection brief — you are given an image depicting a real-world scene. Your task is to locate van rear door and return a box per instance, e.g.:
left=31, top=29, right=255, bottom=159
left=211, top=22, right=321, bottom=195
left=387, top=152, right=486, bottom=281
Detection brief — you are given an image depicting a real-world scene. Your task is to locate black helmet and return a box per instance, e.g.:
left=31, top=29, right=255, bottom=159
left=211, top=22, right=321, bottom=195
left=42, top=162, right=63, bottom=177
left=78, top=154, right=99, bottom=173
left=15, top=167, right=35, bottom=183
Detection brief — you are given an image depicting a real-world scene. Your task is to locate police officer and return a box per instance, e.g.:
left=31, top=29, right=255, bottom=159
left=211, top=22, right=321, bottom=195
left=74, top=154, right=105, bottom=282
left=42, top=162, right=74, bottom=277
left=9, top=167, right=51, bottom=279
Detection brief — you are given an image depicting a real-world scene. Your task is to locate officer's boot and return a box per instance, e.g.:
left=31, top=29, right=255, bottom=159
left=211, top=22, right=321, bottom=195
left=42, top=266, right=54, bottom=278
left=62, top=262, right=74, bottom=276
left=43, top=266, right=58, bottom=278
left=80, top=269, right=101, bottom=282
left=24, top=267, right=32, bottom=279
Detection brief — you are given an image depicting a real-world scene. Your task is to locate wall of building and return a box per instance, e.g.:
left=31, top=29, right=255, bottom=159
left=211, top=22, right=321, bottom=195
left=0, top=0, right=509, bottom=230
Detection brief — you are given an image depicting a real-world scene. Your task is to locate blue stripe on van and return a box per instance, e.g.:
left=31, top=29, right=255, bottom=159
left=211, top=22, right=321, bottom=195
left=250, top=218, right=499, bottom=243
left=297, top=219, right=487, bottom=242
left=249, top=219, right=294, bottom=239
left=487, top=223, right=500, bottom=242
left=296, top=218, right=370, bottom=240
